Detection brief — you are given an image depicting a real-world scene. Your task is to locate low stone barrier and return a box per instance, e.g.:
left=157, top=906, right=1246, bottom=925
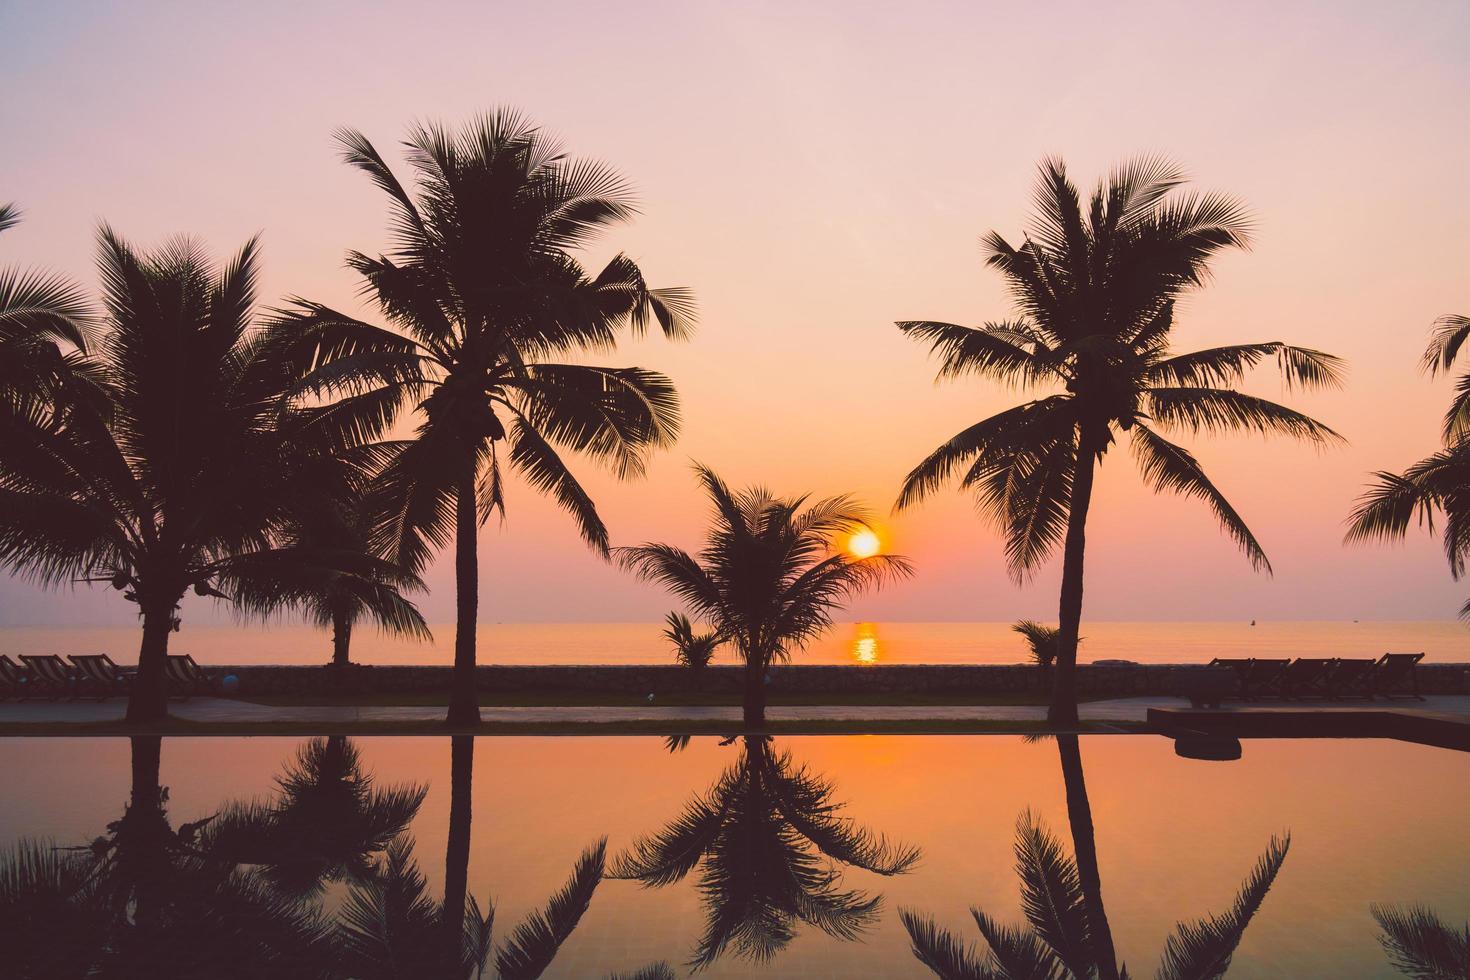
left=199, top=662, right=1470, bottom=698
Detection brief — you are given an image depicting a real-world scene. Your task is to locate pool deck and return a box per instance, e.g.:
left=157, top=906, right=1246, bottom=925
left=2, top=694, right=1470, bottom=740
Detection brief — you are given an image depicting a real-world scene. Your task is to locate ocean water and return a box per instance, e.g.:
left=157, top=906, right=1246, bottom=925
left=0, top=619, right=1464, bottom=665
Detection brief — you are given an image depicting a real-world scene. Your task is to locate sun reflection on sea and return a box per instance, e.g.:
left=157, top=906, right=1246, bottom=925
left=851, top=622, right=880, bottom=664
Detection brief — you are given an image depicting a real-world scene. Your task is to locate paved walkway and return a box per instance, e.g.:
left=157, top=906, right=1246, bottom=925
left=3, top=695, right=1469, bottom=728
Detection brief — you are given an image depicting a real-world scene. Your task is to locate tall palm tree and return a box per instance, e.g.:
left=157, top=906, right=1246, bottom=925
left=894, top=158, right=1343, bottom=725
left=272, top=111, right=696, bottom=726
left=611, top=734, right=920, bottom=969
left=616, top=466, right=912, bottom=727
left=1347, top=315, right=1470, bottom=616
left=902, top=809, right=1289, bottom=979
left=0, top=202, right=96, bottom=416
left=0, top=229, right=416, bottom=722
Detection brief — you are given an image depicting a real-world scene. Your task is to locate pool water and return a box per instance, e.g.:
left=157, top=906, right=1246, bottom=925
left=1, top=734, right=1466, bottom=977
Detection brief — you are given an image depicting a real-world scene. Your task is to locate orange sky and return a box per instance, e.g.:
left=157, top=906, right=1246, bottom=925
left=2, top=0, right=1468, bottom=628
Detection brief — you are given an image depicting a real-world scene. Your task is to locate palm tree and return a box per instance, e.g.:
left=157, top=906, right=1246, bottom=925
left=336, top=830, right=611, bottom=980
left=272, top=111, right=696, bottom=726
left=902, top=809, right=1289, bottom=979
left=894, top=158, right=1343, bottom=725
left=1347, top=315, right=1470, bottom=617
left=1372, top=903, right=1470, bottom=977
left=1012, top=619, right=1061, bottom=667
left=0, top=229, right=418, bottom=722
left=663, top=610, right=720, bottom=668
left=0, top=202, right=96, bottom=416
left=617, top=466, right=911, bottom=727
left=611, top=734, right=920, bottom=969
left=205, top=736, right=427, bottom=900
left=282, top=481, right=431, bottom=667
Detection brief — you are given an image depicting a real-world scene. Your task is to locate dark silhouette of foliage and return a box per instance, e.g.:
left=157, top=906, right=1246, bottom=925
left=894, top=157, right=1342, bottom=724
left=611, top=734, right=920, bottom=969
left=1012, top=619, right=1063, bottom=668
left=1349, top=315, right=1470, bottom=618
left=902, top=811, right=1289, bottom=980
left=0, top=230, right=419, bottom=722
left=618, top=465, right=911, bottom=725
left=664, top=610, right=720, bottom=668
left=1372, top=903, right=1470, bottom=978
left=270, top=110, right=695, bottom=725
left=205, top=736, right=426, bottom=900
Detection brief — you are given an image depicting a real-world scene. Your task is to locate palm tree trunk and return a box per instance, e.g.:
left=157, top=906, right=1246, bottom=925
left=1051, top=437, right=1099, bottom=727
left=126, top=604, right=174, bottom=724
left=128, top=734, right=165, bottom=928
left=1057, top=734, right=1119, bottom=980
left=447, top=461, right=481, bottom=727
left=331, top=610, right=352, bottom=668
left=742, top=655, right=766, bottom=729
left=442, top=734, right=474, bottom=971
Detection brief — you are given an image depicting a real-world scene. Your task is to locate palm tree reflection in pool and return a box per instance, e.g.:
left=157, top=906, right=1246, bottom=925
left=902, top=735, right=1289, bottom=980
left=611, top=734, right=921, bottom=969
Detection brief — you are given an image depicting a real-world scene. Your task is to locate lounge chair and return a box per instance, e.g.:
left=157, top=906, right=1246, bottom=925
left=1224, top=658, right=1290, bottom=700
left=69, top=654, right=133, bottom=701
left=19, top=654, right=74, bottom=700
left=0, top=654, right=23, bottom=700
left=1281, top=658, right=1336, bottom=700
left=1371, top=652, right=1425, bottom=700
left=1325, top=658, right=1377, bottom=700
left=165, top=654, right=214, bottom=700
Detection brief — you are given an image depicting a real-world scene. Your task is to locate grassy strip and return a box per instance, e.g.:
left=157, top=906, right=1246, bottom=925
left=0, top=718, right=1141, bottom=738
left=240, top=690, right=1098, bottom=708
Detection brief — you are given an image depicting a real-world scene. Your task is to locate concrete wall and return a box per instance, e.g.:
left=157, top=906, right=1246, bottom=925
left=203, top=662, right=1470, bottom=697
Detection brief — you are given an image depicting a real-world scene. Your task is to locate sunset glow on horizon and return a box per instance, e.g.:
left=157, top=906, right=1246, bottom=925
left=2, top=0, right=1467, bottom=630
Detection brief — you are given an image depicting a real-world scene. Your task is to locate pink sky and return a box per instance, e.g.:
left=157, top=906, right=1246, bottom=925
left=2, top=0, right=1468, bottom=627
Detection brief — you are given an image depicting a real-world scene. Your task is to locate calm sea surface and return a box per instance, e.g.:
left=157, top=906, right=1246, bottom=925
left=1, top=619, right=1466, bottom=665
left=2, top=733, right=1466, bottom=977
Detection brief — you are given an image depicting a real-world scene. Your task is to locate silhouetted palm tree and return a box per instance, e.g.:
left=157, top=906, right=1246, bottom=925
left=337, top=830, right=610, bottom=980
left=1348, top=316, right=1470, bottom=617
left=282, top=481, right=431, bottom=667
left=1012, top=620, right=1061, bottom=667
left=617, top=465, right=911, bottom=726
left=0, top=736, right=341, bottom=978
left=0, top=202, right=96, bottom=417
left=272, top=111, right=695, bottom=726
left=894, top=158, right=1343, bottom=725
left=611, top=734, right=920, bottom=969
left=206, top=736, right=427, bottom=900
left=902, top=809, right=1289, bottom=979
left=1372, top=903, right=1470, bottom=977
left=0, top=230, right=412, bottom=722
left=664, top=610, right=720, bottom=668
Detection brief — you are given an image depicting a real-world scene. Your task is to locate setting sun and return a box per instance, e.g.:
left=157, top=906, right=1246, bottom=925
left=848, top=529, right=881, bottom=559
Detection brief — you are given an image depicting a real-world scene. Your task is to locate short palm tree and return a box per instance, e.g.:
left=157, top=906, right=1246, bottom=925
left=1372, top=903, right=1470, bottom=977
left=663, top=610, right=720, bottom=668
left=894, top=158, right=1343, bottom=725
left=206, top=736, right=427, bottom=900
left=1012, top=619, right=1061, bottom=668
left=0, top=201, right=96, bottom=416
left=611, top=734, right=920, bottom=969
left=282, top=479, right=431, bottom=667
left=617, top=465, right=912, bottom=727
left=0, top=230, right=414, bottom=722
left=902, top=811, right=1289, bottom=980
left=273, top=111, right=695, bottom=726
left=1347, top=315, right=1470, bottom=616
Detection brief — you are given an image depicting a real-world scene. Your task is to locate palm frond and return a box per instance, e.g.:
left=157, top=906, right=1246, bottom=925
left=900, top=909, right=999, bottom=980
left=1371, top=903, right=1470, bottom=979
left=494, top=839, right=607, bottom=980
left=1155, top=834, right=1289, bottom=980
left=1131, top=424, right=1270, bottom=573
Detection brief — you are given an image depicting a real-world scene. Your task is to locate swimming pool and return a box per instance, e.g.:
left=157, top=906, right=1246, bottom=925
left=1, top=734, right=1465, bottom=977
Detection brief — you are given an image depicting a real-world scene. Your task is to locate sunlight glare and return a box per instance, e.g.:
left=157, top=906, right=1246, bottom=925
left=848, top=528, right=881, bottom=559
